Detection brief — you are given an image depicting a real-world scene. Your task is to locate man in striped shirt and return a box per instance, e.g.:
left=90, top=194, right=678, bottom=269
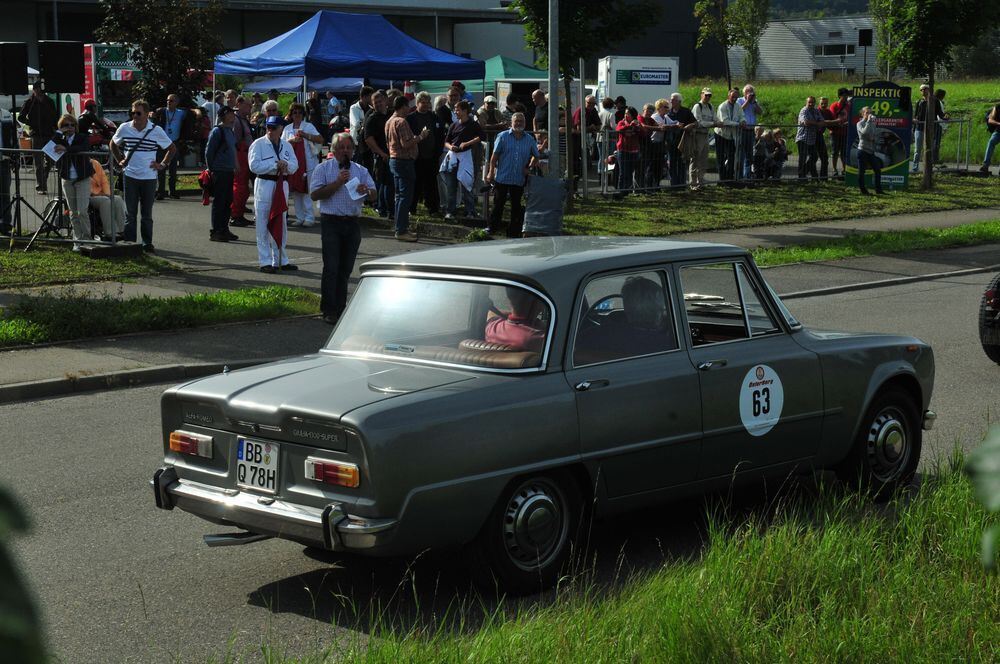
left=485, top=112, right=540, bottom=238
left=110, top=100, right=176, bottom=252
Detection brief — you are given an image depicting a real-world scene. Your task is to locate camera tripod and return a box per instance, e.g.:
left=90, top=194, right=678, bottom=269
left=1, top=149, right=69, bottom=252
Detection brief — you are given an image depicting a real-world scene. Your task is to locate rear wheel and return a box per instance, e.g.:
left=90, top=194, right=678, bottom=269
left=838, top=388, right=921, bottom=499
left=978, top=273, right=1000, bottom=364
left=472, top=470, right=581, bottom=596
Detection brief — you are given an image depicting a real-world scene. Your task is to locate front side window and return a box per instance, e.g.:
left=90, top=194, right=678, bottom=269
left=681, top=262, right=779, bottom=346
left=326, top=276, right=552, bottom=371
left=573, top=270, right=677, bottom=366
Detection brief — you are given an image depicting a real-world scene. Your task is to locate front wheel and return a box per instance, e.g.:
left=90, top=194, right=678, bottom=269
left=978, top=273, right=1000, bottom=364
left=837, top=388, right=921, bottom=499
left=472, top=471, right=581, bottom=596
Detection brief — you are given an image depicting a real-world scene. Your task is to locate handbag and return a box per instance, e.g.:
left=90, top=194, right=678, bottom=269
left=198, top=168, right=213, bottom=206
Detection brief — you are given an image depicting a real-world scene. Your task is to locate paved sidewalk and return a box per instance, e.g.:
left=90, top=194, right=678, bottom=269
left=3, top=198, right=1000, bottom=402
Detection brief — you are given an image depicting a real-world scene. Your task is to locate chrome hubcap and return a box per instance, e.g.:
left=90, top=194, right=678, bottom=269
left=502, top=479, right=568, bottom=572
left=867, top=407, right=909, bottom=482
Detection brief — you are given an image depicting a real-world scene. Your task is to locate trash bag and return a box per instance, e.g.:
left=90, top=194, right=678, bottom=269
left=522, top=175, right=565, bottom=236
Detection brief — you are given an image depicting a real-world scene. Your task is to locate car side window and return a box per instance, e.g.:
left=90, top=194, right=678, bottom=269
left=573, top=270, right=677, bottom=366
left=736, top=264, right=780, bottom=336
left=681, top=263, right=751, bottom=346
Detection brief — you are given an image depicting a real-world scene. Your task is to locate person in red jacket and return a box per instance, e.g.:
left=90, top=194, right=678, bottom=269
left=615, top=107, right=642, bottom=196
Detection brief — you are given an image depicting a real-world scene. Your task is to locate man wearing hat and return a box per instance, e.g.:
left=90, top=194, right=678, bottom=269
left=77, top=99, right=100, bottom=138
left=912, top=83, right=943, bottom=174
left=248, top=115, right=299, bottom=273
left=477, top=96, right=508, bottom=132
left=205, top=105, right=239, bottom=242
left=689, top=87, right=719, bottom=190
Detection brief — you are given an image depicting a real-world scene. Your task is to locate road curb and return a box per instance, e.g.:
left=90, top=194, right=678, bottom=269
left=0, top=357, right=287, bottom=405
left=780, top=263, right=1000, bottom=300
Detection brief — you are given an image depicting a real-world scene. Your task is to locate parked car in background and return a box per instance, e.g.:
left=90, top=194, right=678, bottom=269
left=153, top=238, right=935, bottom=594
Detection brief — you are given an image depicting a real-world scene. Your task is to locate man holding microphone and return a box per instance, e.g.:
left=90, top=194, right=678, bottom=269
left=310, top=132, right=375, bottom=325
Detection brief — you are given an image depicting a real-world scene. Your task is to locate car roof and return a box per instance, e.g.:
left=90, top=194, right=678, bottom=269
left=361, top=237, right=748, bottom=287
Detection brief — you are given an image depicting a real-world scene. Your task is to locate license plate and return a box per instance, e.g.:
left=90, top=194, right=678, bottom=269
left=236, top=438, right=279, bottom=494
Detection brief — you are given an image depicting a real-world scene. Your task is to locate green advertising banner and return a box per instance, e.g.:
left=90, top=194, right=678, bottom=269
left=845, top=80, right=913, bottom=190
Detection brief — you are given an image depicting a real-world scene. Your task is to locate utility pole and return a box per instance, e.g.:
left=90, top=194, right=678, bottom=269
left=547, top=0, right=560, bottom=180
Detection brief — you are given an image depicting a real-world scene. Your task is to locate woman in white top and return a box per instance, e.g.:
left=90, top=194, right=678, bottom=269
left=281, top=102, right=323, bottom=226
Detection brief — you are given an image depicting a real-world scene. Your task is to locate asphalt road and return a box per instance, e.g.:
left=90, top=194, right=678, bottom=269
left=3, top=270, right=999, bottom=661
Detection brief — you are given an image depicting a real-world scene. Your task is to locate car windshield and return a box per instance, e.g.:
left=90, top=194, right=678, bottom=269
left=324, top=275, right=552, bottom=371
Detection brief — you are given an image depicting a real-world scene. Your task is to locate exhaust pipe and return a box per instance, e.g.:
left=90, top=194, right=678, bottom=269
left=203, top=531, right=272, bottom=547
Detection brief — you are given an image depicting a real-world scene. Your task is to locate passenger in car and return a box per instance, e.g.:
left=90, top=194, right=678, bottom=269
left=485, top=287, right=547, bottom=352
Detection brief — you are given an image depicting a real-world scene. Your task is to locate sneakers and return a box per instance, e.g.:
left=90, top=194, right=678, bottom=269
left=980, top=165, right=991, bottom=175
left=260, top=265, right=277, bottom=274
left=210, top=230, right=239, bottom=242
left=443, top=212, right=454, bottom=221
left=230, top=217, right=253, bottom=227
left=395, top=231, right=419, bottom=242
left=142, top=244, right=156, bottom=254
left=280, top=263, right=299, bottom=271
left=301, top=221, right=316, bottom=228
left=289, top=219, right=303, bottom=227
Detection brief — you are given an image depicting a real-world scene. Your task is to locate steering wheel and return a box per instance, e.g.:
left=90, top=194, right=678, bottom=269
left=584, top=294, right=623, bottom=326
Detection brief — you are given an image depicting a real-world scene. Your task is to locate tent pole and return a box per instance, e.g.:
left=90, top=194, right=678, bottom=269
left=302, top=75, right=307, bottom=106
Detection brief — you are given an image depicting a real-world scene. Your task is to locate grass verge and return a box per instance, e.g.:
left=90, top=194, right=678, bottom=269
left=751, top=218, right=1000, bottom=267
left=323, top=457, right=996, bottom=663
left=0, top=285, right=319, bottom=347
left=564, top=175, right=1000, bottom=236
left=0, top=244, right=174, bottom=288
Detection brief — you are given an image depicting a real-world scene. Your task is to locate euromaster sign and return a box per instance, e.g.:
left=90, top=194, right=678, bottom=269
left=845, top=80, right=913, bottom=190
left=614, top=69, right=672, bottom=85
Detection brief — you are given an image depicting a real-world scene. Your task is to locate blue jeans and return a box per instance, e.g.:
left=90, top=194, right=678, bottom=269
left=442, top=168, right=476, bottom=217
left=389, top=158, right=415, bottom=234
left=984, top=131, right=1000, bottom=166
left=123, top=176, right=157, bottom=245
left=912, top=129, right=924, bottom=171
left=616, top=151, right=637, bottom=192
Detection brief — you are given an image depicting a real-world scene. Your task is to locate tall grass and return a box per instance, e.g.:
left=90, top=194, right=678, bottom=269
left=279, top=458, right=998, bottom=663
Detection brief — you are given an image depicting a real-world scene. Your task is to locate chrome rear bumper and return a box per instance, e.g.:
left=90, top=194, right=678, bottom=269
left=152, top=466, right=396, bottom=551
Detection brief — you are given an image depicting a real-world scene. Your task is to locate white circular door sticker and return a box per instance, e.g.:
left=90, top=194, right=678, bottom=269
left=739, top=364, right=784, bottom=437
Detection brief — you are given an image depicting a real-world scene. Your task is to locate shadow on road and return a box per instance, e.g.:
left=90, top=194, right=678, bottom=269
left=246, top=471, right=853, bottom=638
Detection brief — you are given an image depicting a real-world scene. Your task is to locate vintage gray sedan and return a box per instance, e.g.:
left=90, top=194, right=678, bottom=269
left=152, top=238, right=935, bottom=593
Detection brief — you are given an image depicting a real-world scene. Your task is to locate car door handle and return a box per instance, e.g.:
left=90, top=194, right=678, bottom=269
left=575, top=379, right=610, bottom=391
left=697, top=360, right=728, bottom=371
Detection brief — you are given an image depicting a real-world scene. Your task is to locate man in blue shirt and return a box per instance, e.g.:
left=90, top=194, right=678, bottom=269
left=153, top=94, right=190, bottom=199
left=485, top=112, right=540, bottom=238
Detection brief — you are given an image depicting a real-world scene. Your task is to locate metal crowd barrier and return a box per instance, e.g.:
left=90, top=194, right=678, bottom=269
left=1, top=147, right=124, bottom=250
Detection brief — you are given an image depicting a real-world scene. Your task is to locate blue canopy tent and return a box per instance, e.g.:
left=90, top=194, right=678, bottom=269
left=242, top=76, right=391, bottom=95
left=215, top=10, right=485, bottom=83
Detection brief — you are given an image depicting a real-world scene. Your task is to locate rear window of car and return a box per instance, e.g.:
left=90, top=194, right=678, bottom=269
left=324, top=275, right=553, bottom=371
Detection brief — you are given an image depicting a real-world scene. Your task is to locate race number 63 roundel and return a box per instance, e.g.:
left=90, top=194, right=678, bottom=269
left=739, top=364, right=784, bottom=437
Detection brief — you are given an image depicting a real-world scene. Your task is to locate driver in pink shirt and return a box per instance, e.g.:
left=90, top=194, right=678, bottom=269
left=485, top=287, right=546, bottom=352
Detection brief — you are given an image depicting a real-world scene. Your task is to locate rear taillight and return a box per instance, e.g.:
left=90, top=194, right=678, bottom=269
left=986, top=289, right=998, bottom=308
left=169, top=430, right=214, bottom=459
left=305, top=457, right=360, bottom=488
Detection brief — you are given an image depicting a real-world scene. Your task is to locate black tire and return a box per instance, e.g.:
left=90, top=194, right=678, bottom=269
left=472, top=470, right=582, bottom=596
left=837, top=387, right=921, bottom=499
left=978, top=273, right=1000, bottom=364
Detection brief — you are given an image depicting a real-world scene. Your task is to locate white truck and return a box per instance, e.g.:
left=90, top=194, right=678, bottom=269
left=596, top=56, right=680, bottom=105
